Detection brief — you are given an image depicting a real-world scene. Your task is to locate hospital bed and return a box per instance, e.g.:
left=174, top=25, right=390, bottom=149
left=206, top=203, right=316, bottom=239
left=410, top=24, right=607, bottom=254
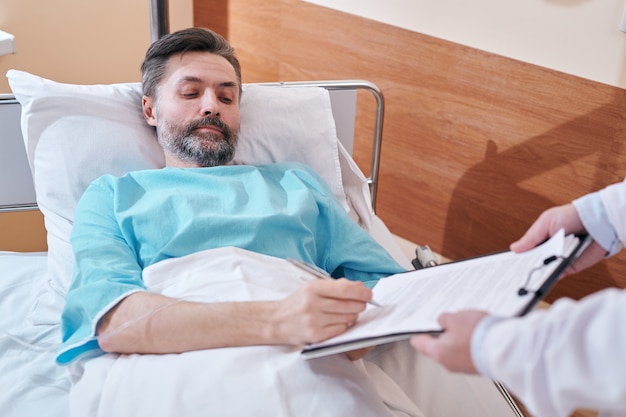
left=0, top=71, right=527, bottom=417
left=0, top=5, right=526, bottom=416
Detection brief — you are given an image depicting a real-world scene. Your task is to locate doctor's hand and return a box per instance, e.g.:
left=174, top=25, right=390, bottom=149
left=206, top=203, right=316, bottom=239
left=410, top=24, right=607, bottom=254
left=510, top=203, right=605, bottom=276
left=346, top=346, right=375, bottom=361
left=410, top=310, right=488, bottom=374
left=272, top=278, right=371, bottom=346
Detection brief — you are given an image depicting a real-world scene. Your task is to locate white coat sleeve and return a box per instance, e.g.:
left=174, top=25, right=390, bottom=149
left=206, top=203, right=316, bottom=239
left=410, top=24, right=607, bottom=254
left=598, top=179, right=626, bottom=253
left=477, top=288, right=626, bottom=417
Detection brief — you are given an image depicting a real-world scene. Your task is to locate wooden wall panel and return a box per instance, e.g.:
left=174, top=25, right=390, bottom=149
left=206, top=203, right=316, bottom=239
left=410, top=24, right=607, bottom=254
left=196, top=0, right=626, bottom=305
left=192, top=1, right=229, bottom=39
left=0, top=211, right=47, bottom=252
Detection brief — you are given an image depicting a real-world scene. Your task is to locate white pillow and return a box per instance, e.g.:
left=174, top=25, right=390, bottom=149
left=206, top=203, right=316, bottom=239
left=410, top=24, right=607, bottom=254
left=6, top=69, right=346, bottom=300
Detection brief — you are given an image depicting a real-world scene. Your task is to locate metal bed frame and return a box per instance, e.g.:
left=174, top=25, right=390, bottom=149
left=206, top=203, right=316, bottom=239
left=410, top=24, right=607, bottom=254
left=0, top=82, right=385, bottom=212
left=256, top=80, right=385, bottom=211
left=0, top=1, right=386, bottom=215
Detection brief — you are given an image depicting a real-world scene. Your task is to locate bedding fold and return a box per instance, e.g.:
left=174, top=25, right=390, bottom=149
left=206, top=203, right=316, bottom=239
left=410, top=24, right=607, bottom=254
left=69, top=247, right=402, bottom=417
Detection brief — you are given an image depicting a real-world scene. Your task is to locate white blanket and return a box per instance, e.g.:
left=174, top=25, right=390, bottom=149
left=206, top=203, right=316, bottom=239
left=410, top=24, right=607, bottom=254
left=69, top=247, right=421, bottom=417
left=0, top=252, right=69, bottom=417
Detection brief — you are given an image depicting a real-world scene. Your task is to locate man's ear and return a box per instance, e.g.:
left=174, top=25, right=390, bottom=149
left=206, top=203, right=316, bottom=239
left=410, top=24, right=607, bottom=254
left=142, top=95, right=158, bottom=127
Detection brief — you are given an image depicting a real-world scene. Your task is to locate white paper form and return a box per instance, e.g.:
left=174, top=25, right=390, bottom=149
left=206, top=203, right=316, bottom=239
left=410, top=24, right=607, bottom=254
left=303, top=230, right=581, bottom=358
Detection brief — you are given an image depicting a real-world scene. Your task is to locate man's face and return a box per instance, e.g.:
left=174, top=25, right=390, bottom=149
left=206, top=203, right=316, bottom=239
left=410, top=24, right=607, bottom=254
left=143, top=51, right=241, bottom=167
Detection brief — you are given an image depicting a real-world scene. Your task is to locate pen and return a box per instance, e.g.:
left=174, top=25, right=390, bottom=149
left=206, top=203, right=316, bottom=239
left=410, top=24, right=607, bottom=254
left=287, top=258, right=383, bottom=308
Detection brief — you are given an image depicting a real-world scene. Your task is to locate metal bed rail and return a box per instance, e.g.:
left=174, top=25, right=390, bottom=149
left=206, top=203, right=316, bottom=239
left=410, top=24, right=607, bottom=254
left=0, top=80, right=385, bottom=214
left=254, top=80, right=385, bottom=212
left=0, top=204, right=38, bottom=213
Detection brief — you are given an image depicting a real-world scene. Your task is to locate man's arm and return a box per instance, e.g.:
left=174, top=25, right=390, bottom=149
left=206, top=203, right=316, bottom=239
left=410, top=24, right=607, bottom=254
left=97, top=277, right=373, bottom=354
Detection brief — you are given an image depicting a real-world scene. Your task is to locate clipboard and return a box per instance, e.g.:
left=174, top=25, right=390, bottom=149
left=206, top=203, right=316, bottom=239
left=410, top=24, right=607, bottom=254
left=302, top=231, right=591, bottom=359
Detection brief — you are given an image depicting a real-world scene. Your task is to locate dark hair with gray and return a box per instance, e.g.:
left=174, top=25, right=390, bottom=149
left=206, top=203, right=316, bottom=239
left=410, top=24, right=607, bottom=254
left=140, top=27, right=242, bottom=99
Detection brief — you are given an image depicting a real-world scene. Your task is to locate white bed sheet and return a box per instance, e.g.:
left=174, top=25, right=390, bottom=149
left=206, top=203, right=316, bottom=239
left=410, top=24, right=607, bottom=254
left=0, top=249, right=521, bottom=417
left=69, top=247, right=417, bottom=417
left=0, top=216, right=412, bottom=417
left=0, top=251, right=69, bottom=417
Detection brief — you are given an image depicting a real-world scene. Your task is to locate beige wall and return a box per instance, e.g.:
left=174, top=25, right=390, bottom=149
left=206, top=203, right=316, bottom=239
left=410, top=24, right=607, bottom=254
left=305, top=0, right=626, bottom=89
left=0, top=0, right=192, bottom=251
left=0, top=0, right=193, bottom=92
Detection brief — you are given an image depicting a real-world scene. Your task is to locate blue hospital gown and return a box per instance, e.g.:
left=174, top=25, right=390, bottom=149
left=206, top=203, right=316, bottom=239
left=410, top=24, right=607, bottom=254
left=57, top=162, right=405, bottom=364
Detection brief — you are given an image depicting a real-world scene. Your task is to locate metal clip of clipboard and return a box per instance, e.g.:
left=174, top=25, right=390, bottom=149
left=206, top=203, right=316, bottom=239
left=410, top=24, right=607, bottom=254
left=516, top=234, right=592, bottom=316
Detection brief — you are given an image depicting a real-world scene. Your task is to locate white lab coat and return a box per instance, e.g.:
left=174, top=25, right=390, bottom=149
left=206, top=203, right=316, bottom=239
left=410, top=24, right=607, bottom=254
left=474, top=179, right=626, bottom=417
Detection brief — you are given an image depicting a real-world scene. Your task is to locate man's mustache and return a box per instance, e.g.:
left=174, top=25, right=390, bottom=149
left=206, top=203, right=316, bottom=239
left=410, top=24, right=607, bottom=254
left=185, top=117, right=229, bottom=137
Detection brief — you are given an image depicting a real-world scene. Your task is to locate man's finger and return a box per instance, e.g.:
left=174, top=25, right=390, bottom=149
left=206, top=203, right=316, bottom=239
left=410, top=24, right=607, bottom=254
left=314, top=278, right=373, bottom=304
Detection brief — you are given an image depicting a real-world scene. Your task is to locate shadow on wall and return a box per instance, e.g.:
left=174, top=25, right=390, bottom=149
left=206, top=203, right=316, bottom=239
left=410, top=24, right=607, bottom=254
left=442, top=96, right=626, bottom=302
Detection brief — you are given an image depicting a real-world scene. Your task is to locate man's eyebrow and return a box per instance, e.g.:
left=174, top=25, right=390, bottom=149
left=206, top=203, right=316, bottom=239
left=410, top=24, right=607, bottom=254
left=177, top=76, right=202, bottom=84
left=177, top=77, right=238, bottom=89
left=219, top=81, right=238, bottom=90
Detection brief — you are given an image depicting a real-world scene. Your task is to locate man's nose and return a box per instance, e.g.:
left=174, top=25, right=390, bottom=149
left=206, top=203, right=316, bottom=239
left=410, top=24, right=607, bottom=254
left=201, top=92, right=220, bottom=117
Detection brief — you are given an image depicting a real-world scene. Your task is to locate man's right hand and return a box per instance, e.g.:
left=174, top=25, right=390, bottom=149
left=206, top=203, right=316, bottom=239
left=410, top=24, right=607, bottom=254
left=271, top=278, right=372, bottom=345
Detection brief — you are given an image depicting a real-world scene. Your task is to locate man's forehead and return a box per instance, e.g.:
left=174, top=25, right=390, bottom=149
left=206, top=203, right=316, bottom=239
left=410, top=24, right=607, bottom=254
left=164, top=52, right=238, bottom=86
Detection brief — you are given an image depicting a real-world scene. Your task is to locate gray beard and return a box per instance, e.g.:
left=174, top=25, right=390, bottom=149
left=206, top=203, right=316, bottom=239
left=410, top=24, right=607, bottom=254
left=158, top=116, right=238, bottom=167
